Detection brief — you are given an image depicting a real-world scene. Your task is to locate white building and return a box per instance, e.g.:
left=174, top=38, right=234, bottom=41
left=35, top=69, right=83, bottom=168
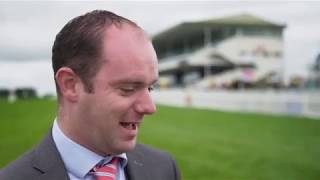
left=152, top=14, right=286, bottom=89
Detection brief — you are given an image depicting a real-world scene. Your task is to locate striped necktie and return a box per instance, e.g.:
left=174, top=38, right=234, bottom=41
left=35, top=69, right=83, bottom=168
left=92, top=157, right=119, bottom=180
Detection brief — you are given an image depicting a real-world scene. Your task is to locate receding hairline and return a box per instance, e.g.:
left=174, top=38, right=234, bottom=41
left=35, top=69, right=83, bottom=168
left=98, top=22, right=152, bottom=61
left=103, top=22, right=149, bottom=42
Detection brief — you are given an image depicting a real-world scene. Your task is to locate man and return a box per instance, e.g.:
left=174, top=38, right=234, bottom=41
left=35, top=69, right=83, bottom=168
left=0, top=10, right=180, bottom=180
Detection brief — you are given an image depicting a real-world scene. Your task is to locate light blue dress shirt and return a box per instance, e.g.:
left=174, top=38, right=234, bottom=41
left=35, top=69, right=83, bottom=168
left=52, top=119, right=127, bottom=180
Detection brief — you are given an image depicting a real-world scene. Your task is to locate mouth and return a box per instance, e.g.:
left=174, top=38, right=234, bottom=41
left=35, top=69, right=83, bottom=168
left=119, top=122, right=139, bottom=130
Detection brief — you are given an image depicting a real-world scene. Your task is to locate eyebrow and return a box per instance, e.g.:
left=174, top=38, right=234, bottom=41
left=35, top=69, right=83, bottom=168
left=111, top=78, right=158, bottom=87
left=150, top=79, right=159, bottom=85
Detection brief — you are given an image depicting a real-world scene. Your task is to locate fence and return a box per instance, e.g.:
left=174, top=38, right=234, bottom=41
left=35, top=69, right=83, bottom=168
left=152, top=89, right=320, bottom=119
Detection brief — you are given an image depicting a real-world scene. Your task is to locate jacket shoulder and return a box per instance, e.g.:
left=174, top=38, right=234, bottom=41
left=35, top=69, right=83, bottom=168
left=130, top=143, right=181, bottom=180
left=135, top=143, right=173, bottom=158
left=0, top=132, right=69, bottom=180
left=0, top=149, right=42, bottom=180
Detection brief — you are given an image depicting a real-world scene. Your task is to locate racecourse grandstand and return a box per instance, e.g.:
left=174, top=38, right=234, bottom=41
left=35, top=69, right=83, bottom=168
left=152, top=14, right=286, bottom=89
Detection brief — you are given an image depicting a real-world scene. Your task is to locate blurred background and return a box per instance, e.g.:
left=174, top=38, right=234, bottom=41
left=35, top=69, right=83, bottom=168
left=0, top=1, right=320, bottom=179
left=0, top=1, right=319, bottom=117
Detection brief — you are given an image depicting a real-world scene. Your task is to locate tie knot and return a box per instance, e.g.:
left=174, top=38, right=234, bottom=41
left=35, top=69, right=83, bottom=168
left=92, top=157, right=119, bottom=180
left=109, top=157, right=119, bottom=166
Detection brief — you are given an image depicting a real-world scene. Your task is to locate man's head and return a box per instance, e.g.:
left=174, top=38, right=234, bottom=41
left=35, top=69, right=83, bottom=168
left=52, top=10, right=138, bottom=95
left=52, top=10, right=158, bottom=156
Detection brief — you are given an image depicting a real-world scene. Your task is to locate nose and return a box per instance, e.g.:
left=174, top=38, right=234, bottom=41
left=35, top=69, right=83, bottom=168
left=134, top=89, right=156, bottom=115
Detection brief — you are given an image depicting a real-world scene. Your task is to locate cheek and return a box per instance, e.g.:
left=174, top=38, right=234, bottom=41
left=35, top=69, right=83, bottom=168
left=86, top=90, right=138, bottom=122
left=97, top=95, right=134, bottom=120
left=108, top=91, right=138, bottom=109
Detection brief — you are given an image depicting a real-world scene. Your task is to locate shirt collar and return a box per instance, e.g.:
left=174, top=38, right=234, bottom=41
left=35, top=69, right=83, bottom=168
left=52, top=119, right=128, bottom=178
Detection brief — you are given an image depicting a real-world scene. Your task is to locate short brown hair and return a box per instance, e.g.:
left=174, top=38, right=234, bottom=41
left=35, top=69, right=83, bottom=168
left=52, top=10, right=138, bottom=95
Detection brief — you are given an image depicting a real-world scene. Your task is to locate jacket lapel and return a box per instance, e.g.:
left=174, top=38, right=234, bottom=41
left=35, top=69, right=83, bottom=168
left=32, top=132, right=70, bottom=180
left=31, top=132, right=152, bottom=180
left=125, top=146, right=150, bottom=180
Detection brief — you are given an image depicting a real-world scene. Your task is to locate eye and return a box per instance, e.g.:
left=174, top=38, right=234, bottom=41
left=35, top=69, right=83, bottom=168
left=121, top=87, right=135, bottom=93
left=118, top=86, right=136, bottom=96
left=148, top=86, right=154, bottom=92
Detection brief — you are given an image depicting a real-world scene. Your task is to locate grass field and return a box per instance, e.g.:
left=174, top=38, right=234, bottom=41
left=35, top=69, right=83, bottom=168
left=1, top=99, right=320, bottom=179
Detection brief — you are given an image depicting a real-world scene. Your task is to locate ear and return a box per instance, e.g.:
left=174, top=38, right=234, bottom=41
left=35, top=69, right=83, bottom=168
left=55, top=67, right=81, bottom=102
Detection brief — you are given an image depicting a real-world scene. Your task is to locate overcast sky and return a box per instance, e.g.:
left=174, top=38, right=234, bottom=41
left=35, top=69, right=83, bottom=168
left=0, top=1, right=320, bottom=95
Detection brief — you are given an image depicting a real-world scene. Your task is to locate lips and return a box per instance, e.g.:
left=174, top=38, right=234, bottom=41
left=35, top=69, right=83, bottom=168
left=119, top=122, right=139, bottom=130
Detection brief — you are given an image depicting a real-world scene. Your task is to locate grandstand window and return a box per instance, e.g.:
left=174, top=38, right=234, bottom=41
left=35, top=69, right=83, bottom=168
left=274, top=51, right=282, bottom=57
left=240, top=50, right=247, bottom=56
left=263, top=51, right=270, bottom=57
left=240, top=27, right=281, bottom=37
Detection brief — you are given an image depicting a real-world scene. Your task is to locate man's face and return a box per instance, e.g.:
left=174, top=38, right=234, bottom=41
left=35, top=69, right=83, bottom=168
left=77, top=24, right=158, bottom=155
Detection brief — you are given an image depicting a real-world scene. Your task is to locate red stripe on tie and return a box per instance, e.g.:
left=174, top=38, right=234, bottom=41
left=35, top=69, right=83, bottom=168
left=92, top=158, right=119, bottom=180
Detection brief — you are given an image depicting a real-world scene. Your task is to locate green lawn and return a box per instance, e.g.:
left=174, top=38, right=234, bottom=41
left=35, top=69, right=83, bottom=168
left=1, top=99, right=320, bottom=179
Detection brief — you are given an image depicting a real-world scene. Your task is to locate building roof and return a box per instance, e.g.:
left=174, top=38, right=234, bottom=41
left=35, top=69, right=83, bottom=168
left=202, top=13, right=285, bottom=26
left=152, top=13, right=285, bottom=45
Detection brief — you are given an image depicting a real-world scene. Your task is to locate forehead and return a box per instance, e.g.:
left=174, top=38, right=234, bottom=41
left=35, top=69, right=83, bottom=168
left=96, top=24, right=158, bottom=83
left=102, top=24, right=156, bottom=62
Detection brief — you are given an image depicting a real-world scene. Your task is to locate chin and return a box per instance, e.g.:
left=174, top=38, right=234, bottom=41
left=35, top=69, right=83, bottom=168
left=123, top=140, right=137, bottom=152
left=113, top=140, right=137, bottom=154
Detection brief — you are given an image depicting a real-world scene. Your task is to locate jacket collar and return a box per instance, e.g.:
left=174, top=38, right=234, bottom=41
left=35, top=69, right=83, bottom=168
left=31, top=132, right=70, bottom=180
left=125, top=144, right=150, bottom=180
left=30, top=131, right=149, bottom=180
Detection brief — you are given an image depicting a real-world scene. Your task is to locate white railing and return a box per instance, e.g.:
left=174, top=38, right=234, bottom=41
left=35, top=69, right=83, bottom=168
left=152, top=89, right=320, bottom=119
